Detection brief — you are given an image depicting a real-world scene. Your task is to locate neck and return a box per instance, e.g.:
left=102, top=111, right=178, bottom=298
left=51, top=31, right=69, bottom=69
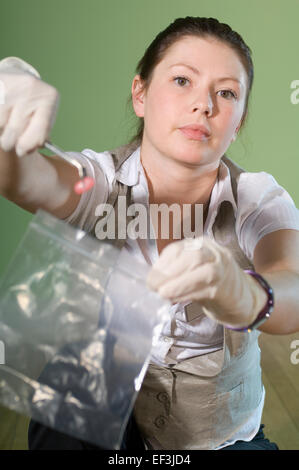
left=140, top=139, right=219, bottom=206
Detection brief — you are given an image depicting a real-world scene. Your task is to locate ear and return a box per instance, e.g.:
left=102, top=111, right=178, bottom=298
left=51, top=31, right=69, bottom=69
left=231, top=112, right=246, bottom=142
left=231, top=127, right=239, bottom=142
left=131, top=74, right=146, bottom=118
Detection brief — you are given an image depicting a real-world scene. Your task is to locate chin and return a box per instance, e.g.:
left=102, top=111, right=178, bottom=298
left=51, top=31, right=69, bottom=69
left=168, top=143, right=209, bottom=166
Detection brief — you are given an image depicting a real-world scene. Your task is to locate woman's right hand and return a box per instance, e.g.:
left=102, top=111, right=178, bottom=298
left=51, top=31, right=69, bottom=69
left=0, top=57, right=60, bottom=157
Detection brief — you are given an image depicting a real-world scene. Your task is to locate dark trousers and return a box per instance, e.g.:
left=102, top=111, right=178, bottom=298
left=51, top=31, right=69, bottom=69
left=28, top=412, right=145, bottom=450
left=28, top=416, right=145, bottom=452
left=28, top=417, right=279, bottom=450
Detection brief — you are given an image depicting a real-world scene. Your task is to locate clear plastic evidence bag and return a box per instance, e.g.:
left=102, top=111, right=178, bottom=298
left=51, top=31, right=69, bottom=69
left=0, top=210, right=170, bottom=449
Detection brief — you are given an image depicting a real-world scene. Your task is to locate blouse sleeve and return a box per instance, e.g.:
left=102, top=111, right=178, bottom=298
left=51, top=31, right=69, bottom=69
left=236, top=171, right=299, bottom=262
left=61, top=149, right=110, bottom=233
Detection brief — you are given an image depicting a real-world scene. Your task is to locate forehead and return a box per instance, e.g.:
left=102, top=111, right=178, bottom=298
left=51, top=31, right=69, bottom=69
left=155, top=35, right=247, bottom=84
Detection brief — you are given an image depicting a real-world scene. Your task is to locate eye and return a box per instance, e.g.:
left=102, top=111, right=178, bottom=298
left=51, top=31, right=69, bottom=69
left=218, top=89, right=237, bottom=100
left=173, top=76, right=190, bottom=87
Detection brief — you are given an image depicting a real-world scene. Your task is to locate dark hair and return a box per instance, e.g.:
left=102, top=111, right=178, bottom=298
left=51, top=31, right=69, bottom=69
left=129, top=16, right=254, bottom=143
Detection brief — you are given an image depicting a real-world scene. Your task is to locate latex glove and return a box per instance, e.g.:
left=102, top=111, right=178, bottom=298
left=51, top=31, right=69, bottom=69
left=147, top=237, right=268, bottom=328
left=0, top=56, right=59, bottom=156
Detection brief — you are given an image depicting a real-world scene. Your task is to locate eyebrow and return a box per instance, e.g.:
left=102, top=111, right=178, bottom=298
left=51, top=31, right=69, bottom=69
left=169, top=63, right=243, bottom=86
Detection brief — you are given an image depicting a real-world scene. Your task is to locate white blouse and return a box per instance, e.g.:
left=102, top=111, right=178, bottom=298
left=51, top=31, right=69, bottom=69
left=62, top=145, right=299, bottom=448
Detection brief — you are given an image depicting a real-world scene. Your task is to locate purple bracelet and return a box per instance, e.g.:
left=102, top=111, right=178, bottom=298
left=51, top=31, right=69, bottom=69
left=226, top=270, right=274, bottom=332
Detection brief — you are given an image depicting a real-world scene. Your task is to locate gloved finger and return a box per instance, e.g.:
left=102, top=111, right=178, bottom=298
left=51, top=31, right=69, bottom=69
left=146, top=241, right=186, bottom=289
left=150, top=239, right=213, bottom=274
left=147, top=239, right=217, bottom=290
left=16, top=104, right=56, bottom=156
left=0, top=103, right=33, bottom=152
left=156, top=237, right=222, bottom=271
left=0, top=105, right=11, bottom=137
left=157, top=264, right=217, bottom=301
left=147, top=254, right=215, bottom=291
left=157, top=239, right=185, bottom=264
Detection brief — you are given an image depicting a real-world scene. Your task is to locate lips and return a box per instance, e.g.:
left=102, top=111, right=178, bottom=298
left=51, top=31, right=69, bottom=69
left=179, top=124, right=211, bottom=141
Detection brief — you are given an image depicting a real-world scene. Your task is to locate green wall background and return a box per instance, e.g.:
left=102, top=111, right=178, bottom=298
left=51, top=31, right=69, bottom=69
left=0, top=0, right=299, bottom=451
left=0, top=0, right=299, bottom=275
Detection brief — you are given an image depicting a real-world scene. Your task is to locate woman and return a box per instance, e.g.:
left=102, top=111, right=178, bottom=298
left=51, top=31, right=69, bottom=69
left=0, top=17, right=299, bottom=450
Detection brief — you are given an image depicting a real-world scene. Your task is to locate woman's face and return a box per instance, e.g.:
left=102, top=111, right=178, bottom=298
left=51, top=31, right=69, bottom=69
left=132, top=35, right=248, bottom=168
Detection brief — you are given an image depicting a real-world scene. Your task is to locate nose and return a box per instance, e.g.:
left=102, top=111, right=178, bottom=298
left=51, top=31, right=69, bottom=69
left=191, top=90, right=213, bottom=117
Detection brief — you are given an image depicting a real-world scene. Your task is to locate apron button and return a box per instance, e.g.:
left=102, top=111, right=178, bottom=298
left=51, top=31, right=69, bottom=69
left=154, top=415, right=166, bottom=428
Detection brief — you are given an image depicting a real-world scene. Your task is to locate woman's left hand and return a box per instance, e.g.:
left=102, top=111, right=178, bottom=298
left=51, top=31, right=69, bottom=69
left=147, top=237, right=268, bottom=328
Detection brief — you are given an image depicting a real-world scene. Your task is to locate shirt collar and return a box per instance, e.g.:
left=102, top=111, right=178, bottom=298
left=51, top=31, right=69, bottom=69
left=115, top=146, right=140, bottom=186
left=115, top=145, right=237, bottom=213
left=208, top=158, right=238, bottom=217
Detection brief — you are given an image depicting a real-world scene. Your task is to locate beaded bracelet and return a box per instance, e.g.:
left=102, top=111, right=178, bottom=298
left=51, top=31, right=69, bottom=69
left=226, top=270, right=274, bottom=332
